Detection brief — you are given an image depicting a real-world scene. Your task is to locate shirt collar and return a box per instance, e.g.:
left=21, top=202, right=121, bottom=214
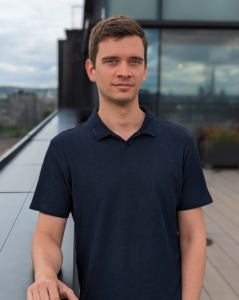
left=89, top=105, right=156, bottom=141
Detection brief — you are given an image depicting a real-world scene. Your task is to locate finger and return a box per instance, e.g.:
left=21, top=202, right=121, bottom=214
left=39, top=287, right=50, bottom=300
left=32, top=288, right=41, bottom=300
left=61, top=289, right=78, bottom=300
left=48, top=281, right=60, bottom=300
left=27, top=288, right=34, bottom=300
left=58, top=283, right=78, bottom=300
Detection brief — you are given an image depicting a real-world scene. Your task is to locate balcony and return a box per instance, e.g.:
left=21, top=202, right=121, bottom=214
left=0, top=108, right=239, bottom=300
left=0, top=108, right=80, bottom=298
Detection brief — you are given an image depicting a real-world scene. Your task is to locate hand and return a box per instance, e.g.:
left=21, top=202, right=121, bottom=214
left=27, top=277, right=78, bottom=300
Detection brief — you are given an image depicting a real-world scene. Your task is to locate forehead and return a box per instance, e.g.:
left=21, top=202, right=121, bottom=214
left=97, top=35, right=144, bottom=58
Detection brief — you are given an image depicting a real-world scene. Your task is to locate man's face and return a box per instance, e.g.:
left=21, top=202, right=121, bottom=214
left=86, top=35, right=147, bottom=105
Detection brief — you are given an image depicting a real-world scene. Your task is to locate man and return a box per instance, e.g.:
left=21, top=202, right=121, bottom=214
left=28, top=15, right=212, bottom=300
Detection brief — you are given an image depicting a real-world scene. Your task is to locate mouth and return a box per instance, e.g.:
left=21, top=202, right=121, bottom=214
left=113, top=83, right=133, bottom=90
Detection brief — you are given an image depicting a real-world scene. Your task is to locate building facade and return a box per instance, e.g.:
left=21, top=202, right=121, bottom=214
left=59, top=0, right=239, bottom=135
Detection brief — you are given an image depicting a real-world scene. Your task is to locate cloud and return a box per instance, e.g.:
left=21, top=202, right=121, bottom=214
left=160, top=41, right=239, bottom=96
left=0, top=0, right=84, bottom=88
left=0, top=63, right=36, bottom=73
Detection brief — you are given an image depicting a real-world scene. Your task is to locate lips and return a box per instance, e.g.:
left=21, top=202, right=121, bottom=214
left=114, top=83, right=133, bottom=90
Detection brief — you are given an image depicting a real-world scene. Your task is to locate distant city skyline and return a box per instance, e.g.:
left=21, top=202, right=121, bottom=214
left=0, top=0, right=84, bottom=88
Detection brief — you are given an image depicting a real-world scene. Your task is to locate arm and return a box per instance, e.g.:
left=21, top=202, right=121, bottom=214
left=27, top=212, right=78, bottom=300
left=177, top=207, right=206, bottom=300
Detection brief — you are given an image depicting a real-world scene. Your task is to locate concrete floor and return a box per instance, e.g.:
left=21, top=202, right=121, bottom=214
left=1, top=110, right=239, bottom=299
left=0, top=109, right=79, bottom=299
left=201, top=169, right=239, bottom=300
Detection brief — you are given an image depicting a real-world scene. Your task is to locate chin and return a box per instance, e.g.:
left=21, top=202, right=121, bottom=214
left=109, top=96, right=136, bottom=106
left=110, top=91, right=138, bottom=104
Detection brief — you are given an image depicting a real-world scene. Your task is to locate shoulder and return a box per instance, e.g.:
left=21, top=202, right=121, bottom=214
left=153, top=116, right=193, bottom=145
left=51, top=122, right=90, bottom=147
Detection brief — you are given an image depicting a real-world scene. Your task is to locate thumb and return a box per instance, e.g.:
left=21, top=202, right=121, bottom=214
left=58, top=281, right=79, bottom=300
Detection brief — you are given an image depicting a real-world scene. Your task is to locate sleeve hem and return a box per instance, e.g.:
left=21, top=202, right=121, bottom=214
left=177, top=196, right=213, bottom=211
left=29, top=203, right=70, bottom=218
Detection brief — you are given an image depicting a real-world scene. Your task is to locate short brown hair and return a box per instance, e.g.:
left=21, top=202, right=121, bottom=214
left=88, top=15, right=148, bottom=69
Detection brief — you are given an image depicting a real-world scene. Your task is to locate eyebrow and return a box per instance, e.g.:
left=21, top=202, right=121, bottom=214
left=101, top=56, right=118, bottom=61
left=101, top=56, right=144, bottom=61
left=130, top=56, right=144, bottom=61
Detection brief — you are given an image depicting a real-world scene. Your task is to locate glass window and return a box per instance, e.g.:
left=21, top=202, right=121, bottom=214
left=162, top=0, right=239, bottom=21
left=139, top=29, right=160, bottom=115
left=106, top=0, right=159, bottom=20
left=160, top=30, right=239, bottom=133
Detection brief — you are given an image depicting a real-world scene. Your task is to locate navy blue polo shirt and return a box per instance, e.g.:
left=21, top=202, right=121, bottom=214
left=30, top=105, right=212, bottom=300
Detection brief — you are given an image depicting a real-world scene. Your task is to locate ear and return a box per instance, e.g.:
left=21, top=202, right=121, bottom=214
left=142, top=63, right=147, bottom=82
left=85, top=59, right=96, bottom=82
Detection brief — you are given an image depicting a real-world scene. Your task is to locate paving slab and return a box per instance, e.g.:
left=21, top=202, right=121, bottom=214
left=209, top=292, right=239, bottom=300
left=208, top=233, right=239, bottom=267
left=217, top=268, right=239, bottom=295
left=204, top=203, right=239, bottom=244
left=0, top=165, right=41, bottom=192
left=200, top=287, right=211, bottom=300
left=8, top=140, right=50, bottom=165
left=0, top=193, right=28, bottom=251
left=203, top=213, right=224, bottom=234
left=0, top=193, right=76, bottom=299
left=32, top=109, right=78, bottom=141
left=206, top=241, right=237, bottom=268
left=203, top=259, right=232, bottom=293
left=203, top=169, right=239, bottom=300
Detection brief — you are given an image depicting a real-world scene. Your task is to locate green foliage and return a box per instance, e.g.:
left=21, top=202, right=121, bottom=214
left=44, top=108, right=55, bottom=119
left=24, top=125, right=34, bottom=132
left=203, top=124, right=239, bottom=142
left=0, top=123, right=33, bottom=137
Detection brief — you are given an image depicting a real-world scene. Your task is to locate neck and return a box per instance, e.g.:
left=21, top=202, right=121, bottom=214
left=98, top=98, right=145, bottom=141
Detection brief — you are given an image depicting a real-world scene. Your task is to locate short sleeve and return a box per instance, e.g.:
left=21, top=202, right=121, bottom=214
left=29, top=139, right=72, bottom=218
left=177, top=135, right=213, bottom=211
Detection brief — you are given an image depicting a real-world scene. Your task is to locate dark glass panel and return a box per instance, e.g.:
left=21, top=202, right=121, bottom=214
left=163, top=0, right=239, bottom=21
left=106, top=0, right=160, bottom=20
left=139, top=29, right=160, bottom=115
left=160, top=30, right=239, bottom=133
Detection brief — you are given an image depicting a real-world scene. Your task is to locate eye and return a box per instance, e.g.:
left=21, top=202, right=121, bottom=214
left=107, top=59, right=116, bottom=64
left=131, top=60, right=139, bottom=64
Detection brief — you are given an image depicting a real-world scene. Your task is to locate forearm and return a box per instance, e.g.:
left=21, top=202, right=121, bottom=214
left=180, top=235, right=206, bottom=300
left=32, top=232, right=63, bottom=281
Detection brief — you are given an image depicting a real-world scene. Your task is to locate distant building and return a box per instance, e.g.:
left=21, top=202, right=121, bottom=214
left=1, top=91, right=45, bottom=128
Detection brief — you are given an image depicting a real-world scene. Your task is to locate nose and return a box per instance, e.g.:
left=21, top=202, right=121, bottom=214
left=116, top=62, right=132, bottom=78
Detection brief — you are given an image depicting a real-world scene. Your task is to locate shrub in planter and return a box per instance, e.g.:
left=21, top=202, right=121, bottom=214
left=198, top=124, right=239, bottom=167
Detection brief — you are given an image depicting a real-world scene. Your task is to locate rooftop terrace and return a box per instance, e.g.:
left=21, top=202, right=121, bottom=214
left=202, top=169, right=239, bottom=300
left=0, top=110, right=238, bottom=299
left=0, top=109, right=79, bottom=299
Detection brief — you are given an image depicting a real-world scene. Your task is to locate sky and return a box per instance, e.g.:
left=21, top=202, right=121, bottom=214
left=160, top=44, right=239, bottom=96
left=0, top=0, right=84, bottom=88
left=1, top=1, right=239, bottom=96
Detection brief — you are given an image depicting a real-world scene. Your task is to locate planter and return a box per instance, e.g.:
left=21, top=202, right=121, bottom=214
left=199, top=141, right=239, bottom=167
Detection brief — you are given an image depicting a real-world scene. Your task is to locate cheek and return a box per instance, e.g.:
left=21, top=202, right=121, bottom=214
left=142, top=70, right=147, bottom=82
left=95, top=72, right=105, bottom=84
left=135, top=71, right=146, bottom=83
left=96, top=70, right=114, bottom=85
